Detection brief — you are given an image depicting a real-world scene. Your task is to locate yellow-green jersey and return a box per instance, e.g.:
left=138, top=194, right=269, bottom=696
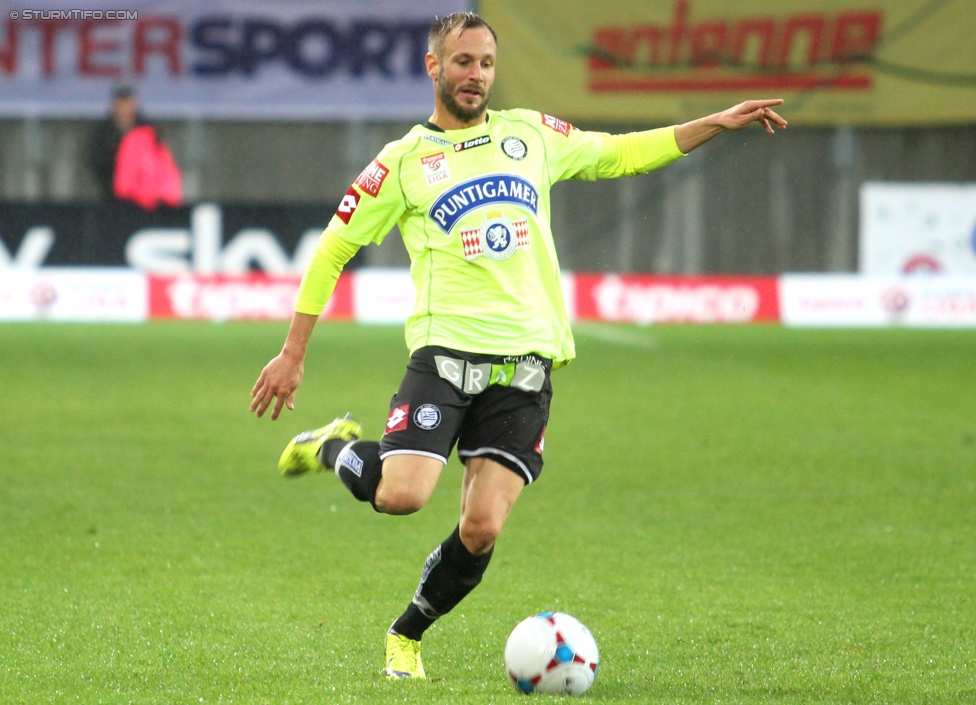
left=296, top=108, right=685, bottom=368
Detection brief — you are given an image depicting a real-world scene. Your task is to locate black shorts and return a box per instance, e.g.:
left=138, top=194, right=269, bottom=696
left=378, top=346, right=553, bottom=484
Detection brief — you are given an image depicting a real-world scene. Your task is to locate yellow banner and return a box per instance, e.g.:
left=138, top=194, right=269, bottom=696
left=479, top=0, right=976, bottom=125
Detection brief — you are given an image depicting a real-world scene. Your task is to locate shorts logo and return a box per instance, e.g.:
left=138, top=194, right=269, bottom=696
left=454, top=135, right=492, bottom=152
left=386, top=404, right=409, bottom=433
left=413, top=404, right=441, bottom=430
left=542, top=114, right=572, bottom=136
left=335, top=186, right=360, bottom=224
left=421, top=152, right=451, bottom=186
left=501, top=136, right=527, bottom=161
left=534, top=426, right=546, bottom=455
left=354, top=159, right=389, bottom=197
left=434, top=354, right=547, bottom=394
left=460, top=210, right=529, bottom=261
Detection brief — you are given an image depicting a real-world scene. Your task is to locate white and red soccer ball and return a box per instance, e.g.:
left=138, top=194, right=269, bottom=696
left=504, top=612, right=600, bottom=695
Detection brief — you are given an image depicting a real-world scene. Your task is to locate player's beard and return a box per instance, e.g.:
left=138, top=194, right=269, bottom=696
left=438, top=73, right=491, bottom=123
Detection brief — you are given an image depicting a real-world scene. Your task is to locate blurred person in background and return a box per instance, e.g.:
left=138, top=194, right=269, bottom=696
left=88, top=84, right=182, bottom=210
left=88, top=83, right=140, bottom=198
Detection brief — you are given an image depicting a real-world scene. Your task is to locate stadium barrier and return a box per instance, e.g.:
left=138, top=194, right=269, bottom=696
left=3, top=268, right=976, bottom=327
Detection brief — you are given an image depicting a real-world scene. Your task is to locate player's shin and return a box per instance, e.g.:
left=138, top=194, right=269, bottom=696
left=391, top=525, right=493, bottom=641
left=320, top=439, right=383, bottom=509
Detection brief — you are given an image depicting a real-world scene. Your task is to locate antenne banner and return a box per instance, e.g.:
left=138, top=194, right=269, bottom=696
left=0, top=0, right=466, bottom=120
left=479, top=0, right=976, bottom=126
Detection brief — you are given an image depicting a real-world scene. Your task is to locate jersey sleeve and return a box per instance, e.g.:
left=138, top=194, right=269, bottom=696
left=293, top=230, right=360, bottom=316
left=532, top=112, right=607, bottom=184
left=293, top=142, right=408, bottom=315
left=533, top=110, right=685, bottom=184
left=328, top=144, right=408, bottom=248
left=594, top=127, right=685, bottom=178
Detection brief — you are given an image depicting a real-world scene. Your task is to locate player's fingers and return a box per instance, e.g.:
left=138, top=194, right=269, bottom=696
left=250, top=372, right=265, bottom=397
left=248, top=384, right=262, bottom=411
left=249, top=376, right=268, bottom=408
left=765, top=108, right=788, bottom=128
left=250, top=385, right=274, bottom=416
left=271, top=395, right=286, bottom=420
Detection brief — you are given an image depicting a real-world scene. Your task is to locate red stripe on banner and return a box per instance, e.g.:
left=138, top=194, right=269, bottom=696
left=589, top=71, right=871, bottom=92
left=574, top=274, right=779, bottom=324
left=148, top=273, right=353, bottom=321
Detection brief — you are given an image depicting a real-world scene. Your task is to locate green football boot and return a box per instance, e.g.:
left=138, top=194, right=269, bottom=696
left=385, top=632, right=426, bottom=680
left=277, top=413, right=363, bottom=477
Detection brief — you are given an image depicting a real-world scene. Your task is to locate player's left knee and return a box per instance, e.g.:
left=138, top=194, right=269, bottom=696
left=459, top=518, right=502, bottom=555
left=374, top=485, right=427, bottom=515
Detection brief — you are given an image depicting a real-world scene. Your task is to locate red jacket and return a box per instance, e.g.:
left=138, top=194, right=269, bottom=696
left=113, top=125, right=182, bottom=210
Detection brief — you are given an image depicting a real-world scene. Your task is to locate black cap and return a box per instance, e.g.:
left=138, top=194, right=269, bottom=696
left=112, top=83, right=135, bottom=99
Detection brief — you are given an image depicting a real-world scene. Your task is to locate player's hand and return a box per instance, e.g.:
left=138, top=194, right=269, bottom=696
left=249, top=352, right=304, bottom=420
left=716, top=99, right=788, bottom=134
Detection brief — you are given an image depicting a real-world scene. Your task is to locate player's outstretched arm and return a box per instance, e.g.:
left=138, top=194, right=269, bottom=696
left=249, top=312, right=318, bottom=420
left=674, top=99, right=787, bottom=154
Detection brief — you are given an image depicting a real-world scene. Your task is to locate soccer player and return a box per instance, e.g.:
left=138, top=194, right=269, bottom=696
left=249, top=11, right=786, bottom=680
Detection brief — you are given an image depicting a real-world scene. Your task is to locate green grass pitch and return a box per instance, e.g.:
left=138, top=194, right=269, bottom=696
left=1, top=321, right=974, bottom=703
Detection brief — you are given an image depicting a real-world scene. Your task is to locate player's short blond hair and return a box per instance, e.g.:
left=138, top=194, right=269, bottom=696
left=428, top=12, right=497, bottom=59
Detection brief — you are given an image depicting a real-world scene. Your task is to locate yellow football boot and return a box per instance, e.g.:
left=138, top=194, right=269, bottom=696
left=385, top=632, right=426, bottom=680
left=277, top=413, right=362, bottom=477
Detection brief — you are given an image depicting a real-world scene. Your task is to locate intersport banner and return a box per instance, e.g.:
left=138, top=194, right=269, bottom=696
left=480, top=0, right=976, bottom=126
left=0, top=0, right=464, bottom=120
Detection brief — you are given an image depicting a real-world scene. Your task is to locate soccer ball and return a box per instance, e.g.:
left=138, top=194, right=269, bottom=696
left=504, top=612, right=599, bottom=695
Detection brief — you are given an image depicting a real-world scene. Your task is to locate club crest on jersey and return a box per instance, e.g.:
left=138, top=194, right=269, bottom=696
left=460, top=209, right=529, bottom=262
left=421, top=152, right=451, bottom=186
left=354, top=159, right=389, bottom=197
left=429, top=174, right=538, bottom=234
left=501, top=136, right=527, bottom=160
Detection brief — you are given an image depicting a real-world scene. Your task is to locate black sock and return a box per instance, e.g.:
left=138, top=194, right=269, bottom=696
left=390, top=526, right=493, bottom=641
left=319, top=440, right=383, bottom=510
left=389, top=602, right=435, bottom=642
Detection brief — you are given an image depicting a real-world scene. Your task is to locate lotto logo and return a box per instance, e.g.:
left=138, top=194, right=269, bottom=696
left=386, top=404, right=410, bottom=433
left=335, top=186, right=360, bottom=224
left=355, top=159, right=389, bottom=197
left=542, top=114, right=572, bottom=136
left=454, top=135, right=492, bottom=152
